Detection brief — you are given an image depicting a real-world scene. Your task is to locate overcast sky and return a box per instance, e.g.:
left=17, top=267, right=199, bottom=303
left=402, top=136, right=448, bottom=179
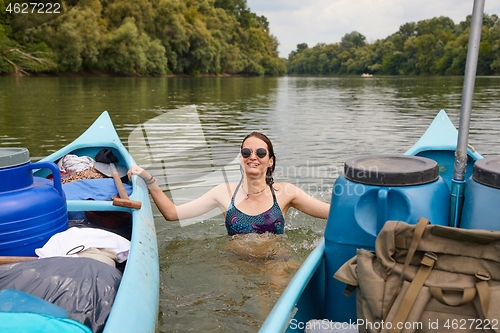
left=246, top=0, right=500, bottom=58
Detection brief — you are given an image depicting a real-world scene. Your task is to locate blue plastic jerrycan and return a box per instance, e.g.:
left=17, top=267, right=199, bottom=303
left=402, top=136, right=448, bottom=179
left=0, top=148, right=68, bottom=256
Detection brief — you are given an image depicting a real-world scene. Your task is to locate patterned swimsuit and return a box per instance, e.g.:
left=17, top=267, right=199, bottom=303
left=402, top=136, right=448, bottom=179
left=225, top=181, right=285, bottom=235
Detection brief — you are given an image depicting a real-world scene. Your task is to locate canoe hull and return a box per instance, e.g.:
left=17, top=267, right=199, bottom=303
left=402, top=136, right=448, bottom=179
left=5, top=111, right=160, bottom=333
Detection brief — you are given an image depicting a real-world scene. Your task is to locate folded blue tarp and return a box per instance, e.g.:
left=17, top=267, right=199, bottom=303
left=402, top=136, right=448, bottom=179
left=63, top=178, right=132, bottom=201
left=62, top=179, right=133, bottom=220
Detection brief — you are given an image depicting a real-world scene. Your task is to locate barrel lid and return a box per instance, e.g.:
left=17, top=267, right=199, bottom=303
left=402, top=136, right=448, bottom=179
left=0, top=148, right=31, bottom=169
left=344, top=155, right=439, bottom=186
left=472, top=156, right=500, bottom=189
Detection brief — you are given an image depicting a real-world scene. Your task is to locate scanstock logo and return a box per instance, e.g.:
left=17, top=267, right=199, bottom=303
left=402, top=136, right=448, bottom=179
left=128, top=105, right=241, bottom=227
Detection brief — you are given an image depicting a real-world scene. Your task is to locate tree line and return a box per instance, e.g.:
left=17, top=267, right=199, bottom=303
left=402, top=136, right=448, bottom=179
left=1, top=1, right=499, bottom=77
left=0, top=0, right=286, bottom=76
left=287, top=15, right=500, bottom=75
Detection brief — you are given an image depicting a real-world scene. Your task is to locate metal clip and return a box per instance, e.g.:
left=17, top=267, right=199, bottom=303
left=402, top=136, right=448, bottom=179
left=421, top=252, right=438, bottom=266
left=476, top=270, right=491, bottom=281
left=424, top=252, right=438, bottom=261
left=343, top=284, right=357, bottom=297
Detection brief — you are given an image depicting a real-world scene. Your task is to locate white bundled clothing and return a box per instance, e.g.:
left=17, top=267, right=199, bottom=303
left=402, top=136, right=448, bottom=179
left=35, top=227, right=130, bottom=263
left=57, top=154, right=95, bottom=173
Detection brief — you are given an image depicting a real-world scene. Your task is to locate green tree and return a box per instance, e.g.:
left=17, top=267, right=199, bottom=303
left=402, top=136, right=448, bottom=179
left=153, top=0, right=189, bottom=73
left=0, top=0, right=57, bottom=73
left=445, top=32, right=468, bottom=75
left=286, top=13, right=498, bottom=76
left=99, top=18, right=167, bottom=75
left=415, top=16, right=455, bottom=36
left=381, top=51, right=405, bottom=75
left=102, top=0, right=155, bottom=34
left=1, top=0, right=284, bottom=76
left=340, top=31, right=366, bottom=51
left=490, top=23, right=500, bottom=73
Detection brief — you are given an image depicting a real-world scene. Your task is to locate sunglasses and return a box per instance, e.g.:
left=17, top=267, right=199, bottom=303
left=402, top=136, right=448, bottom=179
left=241, top=148, right=268, bottom=159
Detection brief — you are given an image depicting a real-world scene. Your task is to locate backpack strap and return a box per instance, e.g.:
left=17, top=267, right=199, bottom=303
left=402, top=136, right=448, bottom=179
left=401, top=217, right=430, bottom=279
left=389, top=252, right=437, bottom=333
left=475, top=271, right=491, bottom=318
left=383, top=217, right=430, bottom=320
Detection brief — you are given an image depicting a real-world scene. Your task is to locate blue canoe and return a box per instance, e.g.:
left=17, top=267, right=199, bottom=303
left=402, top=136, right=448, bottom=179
left=0, top=111, right=159, bottom=333
left=259, top=110, right=482, bottom=333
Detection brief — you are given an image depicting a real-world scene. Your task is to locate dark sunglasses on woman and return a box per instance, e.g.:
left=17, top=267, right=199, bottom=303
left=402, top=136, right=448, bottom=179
left=241, top=148, right=268, bottom=159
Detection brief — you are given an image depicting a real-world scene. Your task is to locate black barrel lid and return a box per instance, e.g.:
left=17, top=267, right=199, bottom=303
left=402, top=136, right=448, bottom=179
left=472, top=156, right=500, bottom=189
left=0, top=148, right=30, bottom=169
left=344, top=155, right=439, bottom=186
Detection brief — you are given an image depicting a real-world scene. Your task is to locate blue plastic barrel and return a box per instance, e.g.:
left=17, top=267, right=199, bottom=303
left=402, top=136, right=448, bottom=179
left=461, top=156, right=500, bottom=230
left=324, top=155, right=450, bottom=322
left=0, top=148, right=68, bottom=256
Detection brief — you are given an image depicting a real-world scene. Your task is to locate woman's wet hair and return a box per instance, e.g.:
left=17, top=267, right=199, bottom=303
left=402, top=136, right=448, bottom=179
left=241, top=132, right=276, bottom=186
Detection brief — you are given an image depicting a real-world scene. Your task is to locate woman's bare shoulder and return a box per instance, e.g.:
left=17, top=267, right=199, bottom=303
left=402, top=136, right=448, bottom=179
left=274, top=181, right=299, bottom=187
left=272, top=182, right=301, bottom=195
left=211, top=182, right=240, bottom=196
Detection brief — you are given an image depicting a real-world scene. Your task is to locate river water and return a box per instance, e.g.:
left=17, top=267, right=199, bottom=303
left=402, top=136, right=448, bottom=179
left=1, top=75, right=500, bottom=332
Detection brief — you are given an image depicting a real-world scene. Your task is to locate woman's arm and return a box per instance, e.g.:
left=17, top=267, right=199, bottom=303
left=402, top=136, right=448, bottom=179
left=282, top=182, right=330, bottom=219
left=128, top=165, right=227, bottom=221
left=149, top=185, right=223, bottom=221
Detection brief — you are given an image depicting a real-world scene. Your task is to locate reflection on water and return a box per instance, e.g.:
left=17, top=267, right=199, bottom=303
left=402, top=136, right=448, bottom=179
left=0, top=76, right=280, bottom=158
left=1, top=75, right=500, bottom=332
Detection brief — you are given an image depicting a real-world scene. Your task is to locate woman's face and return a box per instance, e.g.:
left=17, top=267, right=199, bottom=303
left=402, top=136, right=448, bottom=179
left=240, top=136, right=273, bottom=179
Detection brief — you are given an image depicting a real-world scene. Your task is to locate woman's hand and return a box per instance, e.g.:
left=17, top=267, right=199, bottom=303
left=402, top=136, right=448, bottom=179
left=128, top=165, right=152, bottom=182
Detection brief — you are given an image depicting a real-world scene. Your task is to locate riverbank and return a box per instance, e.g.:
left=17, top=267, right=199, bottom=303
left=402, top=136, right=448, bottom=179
left=0, top=70, right=261, bottom=78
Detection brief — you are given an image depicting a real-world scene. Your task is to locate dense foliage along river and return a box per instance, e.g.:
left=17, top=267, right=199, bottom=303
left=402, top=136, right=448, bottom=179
left=1, top=75, right=500, bottom=332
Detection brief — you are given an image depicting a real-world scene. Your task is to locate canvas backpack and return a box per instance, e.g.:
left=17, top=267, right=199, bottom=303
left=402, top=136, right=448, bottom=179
left=334, top=217, right=500, bottom=333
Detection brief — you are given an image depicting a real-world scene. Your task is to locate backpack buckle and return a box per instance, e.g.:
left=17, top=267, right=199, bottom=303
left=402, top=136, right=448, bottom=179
left=476, top=270, right=491, bottom=281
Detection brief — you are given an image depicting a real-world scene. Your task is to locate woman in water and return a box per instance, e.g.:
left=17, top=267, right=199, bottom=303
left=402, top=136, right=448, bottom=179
left=127, top=131, right=330, bottom=232
left=129, top=132, right=330, bottom=319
